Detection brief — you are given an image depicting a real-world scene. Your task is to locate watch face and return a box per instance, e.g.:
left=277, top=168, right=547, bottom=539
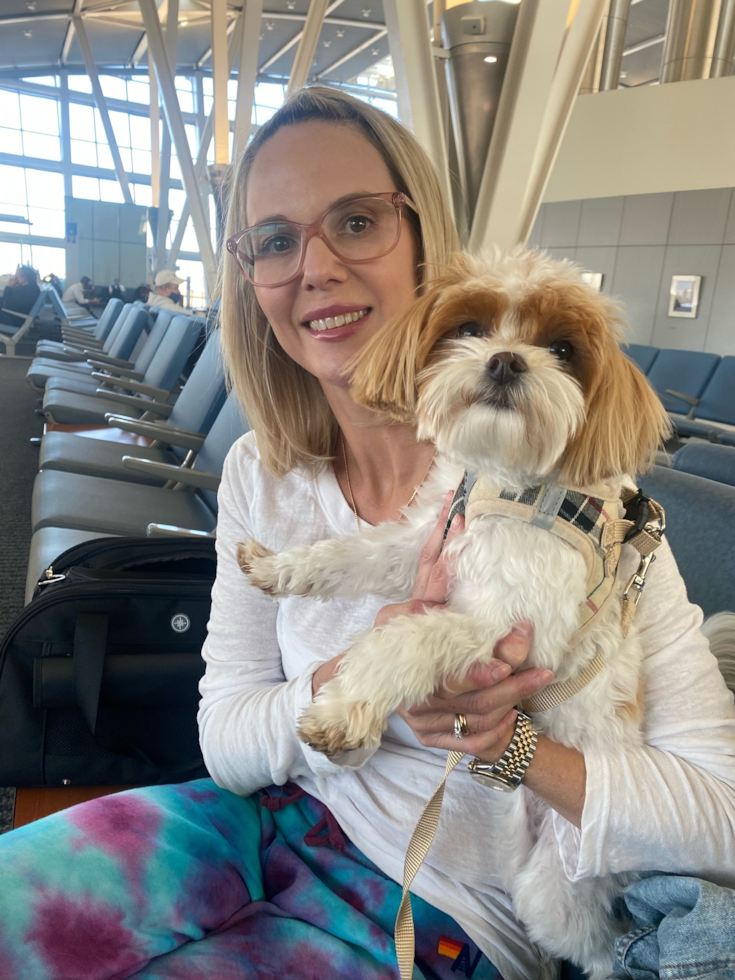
left=469, top=771, right=517, bottom=793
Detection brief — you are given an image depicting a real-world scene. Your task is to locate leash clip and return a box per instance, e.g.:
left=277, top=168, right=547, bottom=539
left=623, top=552, right=656, bottom=607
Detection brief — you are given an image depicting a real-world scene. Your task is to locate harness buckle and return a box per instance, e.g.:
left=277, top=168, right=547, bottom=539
left=622, top=552, right=656, bottom=606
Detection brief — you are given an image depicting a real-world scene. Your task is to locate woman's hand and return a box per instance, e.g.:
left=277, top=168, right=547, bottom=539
left=386, top=490, right=554, bottom=762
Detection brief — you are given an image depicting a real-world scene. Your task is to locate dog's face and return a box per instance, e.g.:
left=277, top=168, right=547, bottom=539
left=350, top=248, right=671, bottom=488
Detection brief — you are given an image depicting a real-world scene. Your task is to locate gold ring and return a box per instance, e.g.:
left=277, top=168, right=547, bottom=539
left=454, top=713, right=469, bottom=739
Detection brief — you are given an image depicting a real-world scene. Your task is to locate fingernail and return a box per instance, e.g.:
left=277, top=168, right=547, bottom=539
left=538, top=670, right=554, bottom=685
left=492, top=661, right=512, bottom=682
left=511, top=622, right=533, bottom=639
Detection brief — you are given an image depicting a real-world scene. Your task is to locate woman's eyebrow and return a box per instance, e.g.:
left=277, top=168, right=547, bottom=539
left=250, top=191, right=383, bottom=226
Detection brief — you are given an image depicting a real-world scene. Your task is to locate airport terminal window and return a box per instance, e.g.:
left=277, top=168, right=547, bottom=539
left=0, top=66, right=396, bottom=301
left=0, top=90, right=61, bottom=161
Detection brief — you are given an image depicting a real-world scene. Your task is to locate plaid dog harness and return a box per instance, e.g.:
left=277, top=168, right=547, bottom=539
left=445, top=473, right=666, bottom=713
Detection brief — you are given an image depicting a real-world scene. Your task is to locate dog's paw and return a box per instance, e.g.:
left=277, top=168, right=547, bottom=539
left=298, top=698, right=385, bottom=756
left=236, top=539, right=281, bottom=595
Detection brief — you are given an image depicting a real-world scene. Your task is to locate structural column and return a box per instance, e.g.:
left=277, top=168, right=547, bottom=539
left=660, top=0, right=724, bottom=82
left=139, top=0, right=216, bottom=289
left=599, top=0, right=631, bottom=90
left=233, top=0, right=264, bottom=160
left=383, top=0, right=452, bottom=211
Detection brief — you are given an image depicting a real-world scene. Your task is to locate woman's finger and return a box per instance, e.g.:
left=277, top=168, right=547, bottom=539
left=421, top=512, right=465, bottom=605
left=412, top=490, right=454, bottom=599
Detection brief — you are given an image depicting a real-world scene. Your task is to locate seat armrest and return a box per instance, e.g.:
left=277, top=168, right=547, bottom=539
left=94, top=390, right=172, bottom=417
left=87, top=361, right=143, bottom=380
left=122, top=457, right=221, bottom=491
left=147, top=523, right=216, bottom=538
left=86, top=353, right=135, bottom=369
left=92, top=374, right=169, bottom=401
left=666, top=389, right=699, bottom=406
left=104, top=415, right=206, bottom=450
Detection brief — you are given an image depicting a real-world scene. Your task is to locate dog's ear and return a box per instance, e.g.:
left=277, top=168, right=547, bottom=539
left=348, top=262, right=468, bottom=421
left=560, top=350, right=672, bottom=486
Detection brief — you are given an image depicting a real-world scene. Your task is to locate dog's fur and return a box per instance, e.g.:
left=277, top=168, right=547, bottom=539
left=238, top=248, right=672, bottom=977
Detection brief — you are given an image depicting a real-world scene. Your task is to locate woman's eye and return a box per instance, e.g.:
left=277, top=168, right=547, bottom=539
left=548, top=340, right=573, bottom=360
left=456, top=321, right=487, bottom=338
left=344, top=214, right=371, bottom=234
left=258, top=234, right=296, bottom=256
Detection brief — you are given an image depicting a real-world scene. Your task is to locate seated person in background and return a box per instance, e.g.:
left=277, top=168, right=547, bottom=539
left=0, top=264, right=40, bottom=327
left=109, top=277, right=125, bottom=301
left=133, top=283, right=150, bottom=303
left=147, top=269, right=187, bottom=312
left=62, top=275, right=94, bottom=307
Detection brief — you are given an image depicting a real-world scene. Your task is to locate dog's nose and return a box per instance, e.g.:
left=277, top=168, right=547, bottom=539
left=487, top=352, right=528, bottom=385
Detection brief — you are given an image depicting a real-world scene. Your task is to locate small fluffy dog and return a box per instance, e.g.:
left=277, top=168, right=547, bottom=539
left=239, top=248, right=671, bottom=977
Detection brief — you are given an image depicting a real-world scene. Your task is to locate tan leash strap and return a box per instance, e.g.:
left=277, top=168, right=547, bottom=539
left=522, top=651, right=607, bottom=714
left=395, top=749, right=464, bottom=980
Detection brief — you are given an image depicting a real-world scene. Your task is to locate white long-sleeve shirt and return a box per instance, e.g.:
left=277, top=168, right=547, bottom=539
left=199, top=432, right=735, bottom=979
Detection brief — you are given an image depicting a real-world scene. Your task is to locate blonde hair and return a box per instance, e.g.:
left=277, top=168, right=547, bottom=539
left=219, top=85, right=459, bottom=477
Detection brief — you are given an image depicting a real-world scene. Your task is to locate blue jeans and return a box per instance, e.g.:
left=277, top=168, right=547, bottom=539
left=612, top=875, right=735, bottom=980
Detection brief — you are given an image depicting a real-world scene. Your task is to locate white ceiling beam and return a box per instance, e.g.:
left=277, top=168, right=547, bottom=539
left=130, top=0, right=167, bottom=67
left=623, top=32, right=665, bottom=56
left=233, top=0, right=264, bottom=160
left=383, top=0, right=452, bottom=213
left=517, top=0, right=609, bottom=242
left=287, top=0, right=330, bottom=94
left=260, top=0, right=345, bottom=75
left=74, top=14, right=134, bottom=204
left=168, top=24, right=243, bottom=267
left=60, top=0, right=85, bottom=65
left=211, top=0, right=230, bottom=164
left=139, top=0, right=216, bottom=288
left=155, top=0, right=178, bottom=272
left=315, top=27, right=387, bottom=79
left=196, top=14, right=238, bottom=67
left=468, top=0, right=571, bottom=250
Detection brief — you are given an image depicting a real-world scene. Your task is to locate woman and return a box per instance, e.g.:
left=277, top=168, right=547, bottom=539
left=2, top=88, right=734, bottom=980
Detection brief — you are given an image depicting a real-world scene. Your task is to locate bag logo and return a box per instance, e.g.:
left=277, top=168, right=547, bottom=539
left=171, top=613, right=191, bottom=633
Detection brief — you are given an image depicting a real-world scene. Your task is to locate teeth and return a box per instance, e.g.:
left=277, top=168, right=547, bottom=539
left=308, top=308, right=368, bottom=331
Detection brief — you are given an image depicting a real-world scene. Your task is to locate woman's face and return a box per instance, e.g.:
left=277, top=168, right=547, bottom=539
left=245, top=120, right=419, bottom=391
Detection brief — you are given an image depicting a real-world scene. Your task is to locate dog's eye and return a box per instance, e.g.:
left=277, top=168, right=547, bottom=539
left=548, top=340, right=573, bottom=361
left=456, top=321, right=487, bottom=339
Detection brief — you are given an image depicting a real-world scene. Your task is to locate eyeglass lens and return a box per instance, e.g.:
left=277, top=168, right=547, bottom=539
left=236, top=196, right=401, bottom=286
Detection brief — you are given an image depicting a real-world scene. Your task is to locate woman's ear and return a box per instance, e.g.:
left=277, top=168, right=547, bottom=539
left=348, top=263, right=468, bottom=420
left=561, top=351, right=672, bottom=486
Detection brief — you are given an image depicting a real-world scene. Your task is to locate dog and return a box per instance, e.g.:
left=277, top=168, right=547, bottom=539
left=238, top=247, right=672, bottom=977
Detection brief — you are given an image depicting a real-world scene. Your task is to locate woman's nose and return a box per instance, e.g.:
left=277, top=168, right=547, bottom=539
left=300, top=234, right=348, bottom=286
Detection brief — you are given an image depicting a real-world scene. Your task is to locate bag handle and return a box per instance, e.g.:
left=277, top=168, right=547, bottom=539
left=72, top=613, right=204, bottom=775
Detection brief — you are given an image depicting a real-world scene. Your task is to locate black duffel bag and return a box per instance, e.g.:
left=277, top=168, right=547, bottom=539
left=0, top=537, right=216, bottom=787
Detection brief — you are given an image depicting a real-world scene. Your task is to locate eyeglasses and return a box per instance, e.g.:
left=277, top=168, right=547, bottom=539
left=226, top=192, right=416, bottom=288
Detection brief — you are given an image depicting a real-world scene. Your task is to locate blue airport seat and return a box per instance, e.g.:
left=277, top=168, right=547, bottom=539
left=671, top=443, right=735, bottom=489
left=668, top=356, right=735, bottom=444
left=625, top=344, right=659, bottom=375
left=640, top=465, right=735, bottom=619
left=646, top=349, right=720, bottom=414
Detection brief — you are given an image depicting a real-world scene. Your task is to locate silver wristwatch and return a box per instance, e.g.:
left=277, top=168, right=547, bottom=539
left=467, top=711, right=538, bottom=793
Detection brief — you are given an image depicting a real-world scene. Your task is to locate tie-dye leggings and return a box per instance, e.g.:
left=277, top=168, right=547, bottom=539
left=0, top=778, right=503, bottom=980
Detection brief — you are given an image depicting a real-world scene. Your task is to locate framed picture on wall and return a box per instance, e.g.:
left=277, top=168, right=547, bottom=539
left=668, top=275, right=702, bottom=318
left=580, top=272, right=603, bottom=291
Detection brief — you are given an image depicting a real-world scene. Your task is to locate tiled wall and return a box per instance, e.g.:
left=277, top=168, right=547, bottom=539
left=529, top=188, right=735, bottom=356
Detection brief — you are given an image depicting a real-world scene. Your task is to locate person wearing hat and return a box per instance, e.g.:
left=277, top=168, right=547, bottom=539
left=148, top=269, right=187, bottom=312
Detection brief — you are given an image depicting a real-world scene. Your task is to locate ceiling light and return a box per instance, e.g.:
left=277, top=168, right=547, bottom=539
left=26, top=1, right=37, bottom=9
left=362, top=8, right=372, bottom=17
left=24, top=29, right=33, bottom=37
left=484, top=55, right=498, bottom=63
left=179, top=19, right=188, bottom=26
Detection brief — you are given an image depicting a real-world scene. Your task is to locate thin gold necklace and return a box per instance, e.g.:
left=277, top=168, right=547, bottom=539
left=340, top=435, right=437, bottom=534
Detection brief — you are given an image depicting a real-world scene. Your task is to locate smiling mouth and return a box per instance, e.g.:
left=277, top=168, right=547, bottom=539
left=306, top=308, right=370, bottom=332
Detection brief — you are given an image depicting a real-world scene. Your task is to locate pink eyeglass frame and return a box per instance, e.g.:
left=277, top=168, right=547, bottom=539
left=225, top=191, right=417, bottom=288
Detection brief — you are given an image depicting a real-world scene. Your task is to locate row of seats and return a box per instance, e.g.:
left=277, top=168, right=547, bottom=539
left=21, top=301, right=249, bottom=602
left=0, top=284, right=96, bottom=356
left=626, top=344, right=735, bottom=446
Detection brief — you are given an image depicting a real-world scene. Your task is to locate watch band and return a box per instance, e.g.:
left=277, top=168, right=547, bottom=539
left=467, top=711, right=538, bottom=792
